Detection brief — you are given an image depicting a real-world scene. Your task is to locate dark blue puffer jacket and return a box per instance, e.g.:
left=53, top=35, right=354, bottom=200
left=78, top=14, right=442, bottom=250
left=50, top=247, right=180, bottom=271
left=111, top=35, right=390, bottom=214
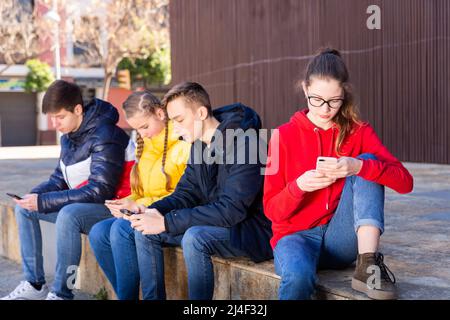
left=150, top=103, right=273, bottom=263
left=31, top=98, right=130, bottom=213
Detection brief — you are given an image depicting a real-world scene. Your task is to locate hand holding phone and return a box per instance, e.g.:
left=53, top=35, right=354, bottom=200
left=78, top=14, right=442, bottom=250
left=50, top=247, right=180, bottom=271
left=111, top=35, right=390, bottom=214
left=296, top=169, right=336, bottom=192
left=105, top=199, right=141, bottom=218
left=10, top=193, right=38, bottom=211
left=120, top=208, right=139, bottom=216
left=316, top=156, right=338, bottom=170
left=6, top=193, right=23, bottom=200
left=316, top=156, right=362, bottom=179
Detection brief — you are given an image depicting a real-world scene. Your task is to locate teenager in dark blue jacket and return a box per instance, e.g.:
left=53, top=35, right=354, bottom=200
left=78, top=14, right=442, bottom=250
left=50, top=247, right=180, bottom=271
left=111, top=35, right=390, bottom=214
left=1, top=80, right=132, bottom=300
left=113, top=82, right=273, bottom=300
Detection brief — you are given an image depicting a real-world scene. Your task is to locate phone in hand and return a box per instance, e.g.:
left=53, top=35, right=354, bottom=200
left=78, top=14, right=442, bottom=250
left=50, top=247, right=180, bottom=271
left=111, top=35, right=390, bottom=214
left=6, top=193, right=23, bottom=200
left=316, top=156, right=338, bottom=171
left=120, top=208, right=138, bottom=216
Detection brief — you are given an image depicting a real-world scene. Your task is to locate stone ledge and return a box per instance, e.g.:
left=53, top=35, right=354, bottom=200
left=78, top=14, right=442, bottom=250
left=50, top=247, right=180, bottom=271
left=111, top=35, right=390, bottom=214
left=0, top=202, right=362, bottom=300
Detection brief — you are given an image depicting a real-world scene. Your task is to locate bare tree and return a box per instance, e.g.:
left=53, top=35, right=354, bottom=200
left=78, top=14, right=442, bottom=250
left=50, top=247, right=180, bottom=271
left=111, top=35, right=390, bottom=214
left=0, top=0, right=51, bottom=74
left=0, top=0, right=169, bottom=96
left=71, top=15, right=103, bottom=67
left=72, top=0, right=169, bottom=99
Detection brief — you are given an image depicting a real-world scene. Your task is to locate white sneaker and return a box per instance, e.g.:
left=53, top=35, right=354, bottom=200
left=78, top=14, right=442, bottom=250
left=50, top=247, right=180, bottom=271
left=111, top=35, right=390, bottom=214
left=45, top=292, right=64, bottom=300
left=1, top=281, right=49, bottom=300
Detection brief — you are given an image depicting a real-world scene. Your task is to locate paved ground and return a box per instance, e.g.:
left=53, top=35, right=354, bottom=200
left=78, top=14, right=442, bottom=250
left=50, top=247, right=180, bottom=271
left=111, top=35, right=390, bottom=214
left=0, top=147, right=449, bottom=299
left=0, top=145, right=60, bottom=160
left=378, top=163, right=450, bottom=299
left=307, top=162, right=450, bottom=300
left=0, top=147, right=92, bottom=300
left=0, top=256, right=94, bottom=300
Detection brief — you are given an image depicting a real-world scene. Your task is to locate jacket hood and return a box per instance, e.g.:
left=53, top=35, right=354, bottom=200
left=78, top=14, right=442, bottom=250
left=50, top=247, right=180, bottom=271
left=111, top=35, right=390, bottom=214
left=213, top=103, right=262, bottom=132
left=69, top=98, right=119, bottom=141
left=199, top=103, right=262, bottom=163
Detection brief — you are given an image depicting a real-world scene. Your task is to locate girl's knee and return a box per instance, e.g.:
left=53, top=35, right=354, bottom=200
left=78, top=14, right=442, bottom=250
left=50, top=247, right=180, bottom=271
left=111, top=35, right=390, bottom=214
left=110, top=218, right=133, bottom=243
left=88, top=220, right=111, bottom=247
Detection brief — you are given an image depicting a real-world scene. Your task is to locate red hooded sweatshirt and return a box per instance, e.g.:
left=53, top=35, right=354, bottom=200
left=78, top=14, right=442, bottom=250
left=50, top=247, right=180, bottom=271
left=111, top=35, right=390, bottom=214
left=263, top=109, right=414, bottom=249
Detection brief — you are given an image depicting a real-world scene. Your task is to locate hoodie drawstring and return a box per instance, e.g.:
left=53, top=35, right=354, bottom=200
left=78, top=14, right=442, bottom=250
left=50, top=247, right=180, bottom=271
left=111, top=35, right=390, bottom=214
left=329, top=127, right=336, bottom=157
left=314, top=128, right=322, bottom=156
left=314, top=127, right=336, bottom=211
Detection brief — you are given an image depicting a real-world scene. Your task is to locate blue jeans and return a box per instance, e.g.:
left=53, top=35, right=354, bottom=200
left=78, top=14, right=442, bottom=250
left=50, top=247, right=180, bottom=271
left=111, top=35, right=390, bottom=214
left=15, top=203, right=111, bottom=300
left=138, top=226, right=247, bottom=300
left=89, top=218, right=183, bottom=300
left=88, top=218, right=143, bottom=300
left=89, top=221, right=246, bottom=300
left=273, top=154, right=385, bottom=300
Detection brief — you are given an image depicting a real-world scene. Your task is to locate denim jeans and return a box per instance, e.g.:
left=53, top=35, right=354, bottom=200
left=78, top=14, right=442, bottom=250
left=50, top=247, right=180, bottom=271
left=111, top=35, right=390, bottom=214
left=273, top=153, right=385, bottom=300
left=88, top=218, right=143, bottom=300
left=89, top=220, right=247, bottom=300
left=15, top=203, right=112, bottom=300
left=137, top=225, right=247, bottom=300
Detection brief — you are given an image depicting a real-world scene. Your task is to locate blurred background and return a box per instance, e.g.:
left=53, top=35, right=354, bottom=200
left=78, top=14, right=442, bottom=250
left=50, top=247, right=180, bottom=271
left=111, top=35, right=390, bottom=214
left=0, top=0, right=170, bottom=146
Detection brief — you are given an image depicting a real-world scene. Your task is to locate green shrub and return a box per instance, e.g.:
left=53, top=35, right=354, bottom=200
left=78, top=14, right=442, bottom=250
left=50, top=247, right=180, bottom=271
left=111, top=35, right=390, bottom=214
left=118, top=47, right=171, bottom=87
left=24, top=59, right=55, bottom=93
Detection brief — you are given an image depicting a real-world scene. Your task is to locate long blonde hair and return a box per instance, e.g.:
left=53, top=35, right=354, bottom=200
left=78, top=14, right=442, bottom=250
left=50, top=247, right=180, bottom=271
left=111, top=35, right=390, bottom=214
left=303, top=48, right=362, bottom=155
left=122, top=90, right=171, bottom=196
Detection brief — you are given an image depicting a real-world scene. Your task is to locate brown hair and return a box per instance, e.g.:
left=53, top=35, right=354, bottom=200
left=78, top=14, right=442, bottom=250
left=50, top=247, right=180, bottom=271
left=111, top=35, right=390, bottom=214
left=162, top=81, right=212, bottom=116
left=42, top=80, right=84, bottom=114
left=122, top=90, right=171, bottom=195
left=303, top=48, right=361, bottom=155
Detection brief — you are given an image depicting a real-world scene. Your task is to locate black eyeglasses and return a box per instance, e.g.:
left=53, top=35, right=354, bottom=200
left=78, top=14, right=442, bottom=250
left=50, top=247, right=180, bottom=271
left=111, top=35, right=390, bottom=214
left=307, top=94, right=344, bottom=109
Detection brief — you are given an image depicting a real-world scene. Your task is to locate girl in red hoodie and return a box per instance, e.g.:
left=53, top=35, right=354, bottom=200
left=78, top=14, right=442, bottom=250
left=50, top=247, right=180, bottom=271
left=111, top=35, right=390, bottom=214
left=263, top=48, right=413, bottom=300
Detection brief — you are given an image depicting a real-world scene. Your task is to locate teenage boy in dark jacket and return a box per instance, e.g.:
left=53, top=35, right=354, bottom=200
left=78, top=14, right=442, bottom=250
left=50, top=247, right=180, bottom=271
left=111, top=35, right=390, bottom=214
left=1, top=80, right=133, bottom=300
left=121, top=82, right=273, bottom=300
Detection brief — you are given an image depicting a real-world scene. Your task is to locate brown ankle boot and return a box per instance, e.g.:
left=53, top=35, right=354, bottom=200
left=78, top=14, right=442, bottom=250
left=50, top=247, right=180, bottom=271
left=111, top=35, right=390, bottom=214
left=351, top=252, right=397, bottom=300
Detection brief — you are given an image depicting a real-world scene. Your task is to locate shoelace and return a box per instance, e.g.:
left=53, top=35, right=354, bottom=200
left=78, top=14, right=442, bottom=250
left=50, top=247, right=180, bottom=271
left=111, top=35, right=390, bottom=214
left=375, top=253, right=396, bottom=284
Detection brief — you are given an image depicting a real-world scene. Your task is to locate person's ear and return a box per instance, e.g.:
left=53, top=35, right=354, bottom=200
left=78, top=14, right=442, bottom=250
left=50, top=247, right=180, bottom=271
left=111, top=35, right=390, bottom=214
left=156, top=108, right=166, bottom=121
left=74, top=104, right=83, bottom=115
left=301, top=81, right=308, bottom=98
left=197, top=106, right=209, bottom=121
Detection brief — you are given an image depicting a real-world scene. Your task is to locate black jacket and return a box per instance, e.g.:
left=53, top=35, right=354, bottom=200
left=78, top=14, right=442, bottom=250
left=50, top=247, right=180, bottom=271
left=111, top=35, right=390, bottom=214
left=31, top=99, right=130, bottom=213
left=150, top=103, right=273, bottom=262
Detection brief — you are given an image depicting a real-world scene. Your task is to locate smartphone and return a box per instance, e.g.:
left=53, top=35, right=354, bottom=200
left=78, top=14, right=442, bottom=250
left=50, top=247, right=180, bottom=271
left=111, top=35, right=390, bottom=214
left=316, top=156, right=338, bottom=170
left=6, top=193, right=23, bottom=200
left=120, top=208, right=138, bottom=216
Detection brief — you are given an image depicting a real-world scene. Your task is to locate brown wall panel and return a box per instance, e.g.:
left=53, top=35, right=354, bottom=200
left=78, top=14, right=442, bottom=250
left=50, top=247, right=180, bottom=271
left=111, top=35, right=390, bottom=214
left=169, top=0, right=449, bottom=164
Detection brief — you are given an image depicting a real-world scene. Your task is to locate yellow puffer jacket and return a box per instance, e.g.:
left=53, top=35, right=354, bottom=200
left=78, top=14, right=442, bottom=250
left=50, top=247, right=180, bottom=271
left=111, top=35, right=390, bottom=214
left=128, top=121, right=191, bottom=206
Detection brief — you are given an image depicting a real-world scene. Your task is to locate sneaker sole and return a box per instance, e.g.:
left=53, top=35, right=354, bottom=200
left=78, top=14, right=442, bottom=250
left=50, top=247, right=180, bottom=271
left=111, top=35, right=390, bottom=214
left=351, top=278, right=397, bottom=300
left=1, top=296, right=46, bottom=300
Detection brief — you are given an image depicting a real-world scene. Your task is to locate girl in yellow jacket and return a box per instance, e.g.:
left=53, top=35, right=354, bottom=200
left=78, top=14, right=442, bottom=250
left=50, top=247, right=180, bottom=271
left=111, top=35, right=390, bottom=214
left=89, top=90, right=190, bottom=300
